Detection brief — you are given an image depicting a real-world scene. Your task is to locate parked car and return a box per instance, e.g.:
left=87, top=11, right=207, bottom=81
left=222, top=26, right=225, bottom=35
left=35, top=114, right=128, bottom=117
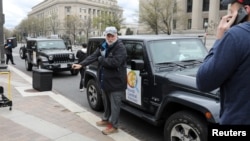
left=19, top=37, right=79, bottom=75
left=82, top=35, right=220, bottom=141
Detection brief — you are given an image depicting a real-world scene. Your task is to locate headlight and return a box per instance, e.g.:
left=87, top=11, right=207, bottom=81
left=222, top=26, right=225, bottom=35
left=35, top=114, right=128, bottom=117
left=69, top=54, right=73, bottom=59
left=48, top=55, right=53, bottom=60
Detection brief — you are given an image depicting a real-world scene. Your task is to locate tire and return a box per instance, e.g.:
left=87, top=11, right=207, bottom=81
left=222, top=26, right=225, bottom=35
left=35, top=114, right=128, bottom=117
left=25, top=59, right=33, bottom=71
left=164, top=110, right=207, bottom=141
left=19, top=47, right=26, bottom=59
left=70, top=69, right=79, bottom=75
left=86, top=79, right=103, bottom=111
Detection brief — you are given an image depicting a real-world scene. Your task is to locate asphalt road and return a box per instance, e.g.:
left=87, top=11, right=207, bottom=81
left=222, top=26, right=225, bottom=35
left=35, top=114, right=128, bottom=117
left=11, top=45, right=164, bottom=141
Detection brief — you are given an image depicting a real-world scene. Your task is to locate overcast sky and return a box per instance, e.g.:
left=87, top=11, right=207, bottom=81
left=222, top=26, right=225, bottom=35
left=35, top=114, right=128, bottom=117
left=3, top=0, right=139, bottom=29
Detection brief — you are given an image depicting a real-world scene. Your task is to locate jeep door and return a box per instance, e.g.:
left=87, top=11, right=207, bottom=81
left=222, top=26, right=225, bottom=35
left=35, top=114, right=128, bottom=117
left=123, top=40, right=156, bottom=114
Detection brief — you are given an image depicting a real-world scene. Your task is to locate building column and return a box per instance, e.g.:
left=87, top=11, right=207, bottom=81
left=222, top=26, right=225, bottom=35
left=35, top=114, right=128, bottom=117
left=176, top=0, right=187, bottom=30
left=208, top=0, right=220, bottom=34
left=191, top=0, right=203, bottom=30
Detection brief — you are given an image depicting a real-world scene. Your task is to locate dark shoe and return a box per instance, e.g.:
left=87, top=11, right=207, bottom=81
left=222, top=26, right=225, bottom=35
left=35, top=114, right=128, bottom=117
left=102, top=124, right=118, bottom=135
left=96, top=120, right=110, bottom=127
left=12, top=63, right=16, bottom=65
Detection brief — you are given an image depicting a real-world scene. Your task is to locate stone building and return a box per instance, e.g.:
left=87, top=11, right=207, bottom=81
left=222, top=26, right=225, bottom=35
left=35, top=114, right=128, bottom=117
left=28, top=0, right=122, bottom=41
left=138, top=0, right=229, bottom=35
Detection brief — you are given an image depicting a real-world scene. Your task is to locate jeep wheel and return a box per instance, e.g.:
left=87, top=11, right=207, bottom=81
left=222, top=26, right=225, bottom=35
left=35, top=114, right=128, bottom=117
left=164, top=110, right=207, bottom=141
left=25, top=59, right=33, bottom=71
left=70, top=69, right=79, bottom=75
left=86, top=79, right=103, bottom=111
left=19, top=47, right=26, bottom=59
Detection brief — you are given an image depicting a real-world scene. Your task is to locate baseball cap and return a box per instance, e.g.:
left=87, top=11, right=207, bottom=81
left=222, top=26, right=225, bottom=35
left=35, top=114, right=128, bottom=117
left=221, top=0, right=250, bottom=6
left=105, top=26, right=117, bottom=35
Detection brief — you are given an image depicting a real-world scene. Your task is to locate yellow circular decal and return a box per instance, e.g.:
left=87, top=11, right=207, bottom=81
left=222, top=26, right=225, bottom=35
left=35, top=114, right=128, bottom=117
left=127, top=71, right=137, bottom=88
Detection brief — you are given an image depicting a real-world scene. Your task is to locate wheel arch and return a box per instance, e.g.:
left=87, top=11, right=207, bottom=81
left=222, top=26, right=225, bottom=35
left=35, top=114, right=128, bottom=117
left=84, top=70, right=98, bottom=88
left=157, top=93, right=220, bottom=125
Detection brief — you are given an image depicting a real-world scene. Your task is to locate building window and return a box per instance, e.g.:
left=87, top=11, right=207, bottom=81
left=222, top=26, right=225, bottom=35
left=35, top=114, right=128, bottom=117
left=203, top=0, right=209, bottom=11
left=65, top=6, right=71, bottom=13
left=188, top=19, right=192, bottom=29
left=173, top=19, right=176, bottom=29
left=187, top=0, right=192, bottom=12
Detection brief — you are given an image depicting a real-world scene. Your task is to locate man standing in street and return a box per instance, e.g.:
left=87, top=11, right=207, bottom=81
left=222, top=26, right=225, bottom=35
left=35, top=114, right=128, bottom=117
left=72, top=26, right=127, bottom=135
left=4, top=40, right=15, bottom=65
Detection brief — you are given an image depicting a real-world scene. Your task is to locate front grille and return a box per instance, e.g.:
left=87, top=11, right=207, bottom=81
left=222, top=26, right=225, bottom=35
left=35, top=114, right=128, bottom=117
left=53, top=54, right=72, bottom=63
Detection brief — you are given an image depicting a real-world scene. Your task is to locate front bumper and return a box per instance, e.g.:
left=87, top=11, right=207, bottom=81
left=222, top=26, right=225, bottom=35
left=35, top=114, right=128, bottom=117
left=42, top=63, right=75, bottom=71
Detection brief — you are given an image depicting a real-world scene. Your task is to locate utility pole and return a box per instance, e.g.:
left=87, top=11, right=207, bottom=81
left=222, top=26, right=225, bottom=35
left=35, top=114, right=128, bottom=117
left=0, top=0, right=5, bottom=64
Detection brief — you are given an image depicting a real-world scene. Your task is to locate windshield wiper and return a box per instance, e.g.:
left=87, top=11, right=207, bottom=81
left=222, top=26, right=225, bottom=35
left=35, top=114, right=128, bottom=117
left=156, top=62, right=186, bottom=68
left=181, top=59, right=203, bottom=65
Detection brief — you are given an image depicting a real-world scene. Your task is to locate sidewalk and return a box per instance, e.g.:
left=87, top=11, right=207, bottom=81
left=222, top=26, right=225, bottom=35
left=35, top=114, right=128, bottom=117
left=0, top=65, right=139, bottom=141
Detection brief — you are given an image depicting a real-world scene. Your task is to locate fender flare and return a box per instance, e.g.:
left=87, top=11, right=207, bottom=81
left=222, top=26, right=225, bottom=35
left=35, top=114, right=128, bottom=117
left=157, top=91, right=220, bottom=124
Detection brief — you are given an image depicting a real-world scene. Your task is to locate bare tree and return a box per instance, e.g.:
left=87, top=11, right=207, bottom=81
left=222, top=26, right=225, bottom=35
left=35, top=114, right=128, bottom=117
left=140, top=0, right=176, bottom=35
left=47, top=12, right=60, bottom=35
left=79, top=16, right=92, bottom=42
left=92, top=6, right=124, bottom=35
left=64, top=14, right=81, bottom=45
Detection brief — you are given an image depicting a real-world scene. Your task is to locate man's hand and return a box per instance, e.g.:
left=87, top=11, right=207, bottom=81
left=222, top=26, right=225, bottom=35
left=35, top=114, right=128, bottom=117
left=72, top=64, right=82, bottom=69
left=216, top=14, right=236, bottom=39
left=216, top=4, right=240, bottom=39
left=98, top=56, right=104, bottom=63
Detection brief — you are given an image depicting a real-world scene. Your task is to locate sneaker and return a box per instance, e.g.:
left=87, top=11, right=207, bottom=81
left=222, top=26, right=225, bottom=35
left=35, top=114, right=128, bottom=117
left=96, top=120, right=110, bottom=127
left=102, top=124, right=118, bottom=135
left=79, top=89, right=84, bottom=92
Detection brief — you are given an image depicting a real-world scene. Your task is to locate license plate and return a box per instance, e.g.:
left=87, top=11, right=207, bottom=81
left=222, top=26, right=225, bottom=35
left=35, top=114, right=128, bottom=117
left=61, top=64, right=68, bottom=68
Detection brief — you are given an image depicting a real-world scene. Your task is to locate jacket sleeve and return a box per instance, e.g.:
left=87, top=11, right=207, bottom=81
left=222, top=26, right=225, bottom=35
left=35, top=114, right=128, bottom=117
left=196, top=32, right=239, bottom=92
left=79, top=48, right=100, bottom=66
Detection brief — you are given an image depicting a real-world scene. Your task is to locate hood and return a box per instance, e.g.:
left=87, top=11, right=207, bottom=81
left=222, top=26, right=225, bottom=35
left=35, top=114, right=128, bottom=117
left=156, top=67, right=219, bottom=95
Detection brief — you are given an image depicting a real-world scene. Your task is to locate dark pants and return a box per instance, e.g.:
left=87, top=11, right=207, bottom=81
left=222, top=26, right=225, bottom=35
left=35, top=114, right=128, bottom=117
left=6, top=54, right=14, bottom=64
left=79, top=68, right=85, bottom=89
left=101, top=90, right=125, bottom=128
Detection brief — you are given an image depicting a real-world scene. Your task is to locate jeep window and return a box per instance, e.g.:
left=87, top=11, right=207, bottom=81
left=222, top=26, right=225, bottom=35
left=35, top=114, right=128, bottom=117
left=88, top=39, right=105, bottom=54
left=148, top=39, right=207, bottom=64
left=37, top=40, right=66, bottom=49
left=27, top=41, right=36, bottom=49
left=123, top=41, right=144, bottom=67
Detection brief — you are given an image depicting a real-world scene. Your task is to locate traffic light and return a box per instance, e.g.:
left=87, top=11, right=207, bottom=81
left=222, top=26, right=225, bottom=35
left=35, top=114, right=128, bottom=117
left=6, top=37, right=17, bottom=48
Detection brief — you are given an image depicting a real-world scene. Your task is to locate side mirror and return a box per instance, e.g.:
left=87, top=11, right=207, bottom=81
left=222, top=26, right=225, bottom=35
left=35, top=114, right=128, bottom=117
left=131, top=59, right=144, bottom=70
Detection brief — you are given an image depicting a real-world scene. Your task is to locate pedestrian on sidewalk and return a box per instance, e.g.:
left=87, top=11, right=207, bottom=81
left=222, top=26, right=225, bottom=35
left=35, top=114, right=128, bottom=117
left=72, top=26, right=127, bottom=135
left=76, top=43, right=87, bottom=92
left=4, top=41, right=15, bottom=65
left=197, top=0, right=250, bottom=125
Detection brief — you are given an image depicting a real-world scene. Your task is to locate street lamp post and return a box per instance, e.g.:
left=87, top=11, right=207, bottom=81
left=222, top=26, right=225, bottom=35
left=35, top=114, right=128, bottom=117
left=204, top=22, right=208, bottom=46
left=0, top=0, right=5, bottom=64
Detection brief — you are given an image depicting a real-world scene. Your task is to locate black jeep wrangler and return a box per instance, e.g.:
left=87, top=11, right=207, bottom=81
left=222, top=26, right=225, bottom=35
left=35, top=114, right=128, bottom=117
left=19, top=37, right=78, bottom=75
left=83, top=35, right=220, bottom=141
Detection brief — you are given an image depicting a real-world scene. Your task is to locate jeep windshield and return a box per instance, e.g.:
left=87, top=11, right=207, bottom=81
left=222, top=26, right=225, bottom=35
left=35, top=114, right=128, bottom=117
left=37, top=40, right=67, bottom=50
left=148, top=38, right=208, bottom=66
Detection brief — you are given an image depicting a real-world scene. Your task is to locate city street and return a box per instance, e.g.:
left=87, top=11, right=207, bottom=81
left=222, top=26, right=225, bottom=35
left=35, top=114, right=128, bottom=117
left=9, top=35, right=216, bottom=141
left=11, top=44, right=164, bottom=141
